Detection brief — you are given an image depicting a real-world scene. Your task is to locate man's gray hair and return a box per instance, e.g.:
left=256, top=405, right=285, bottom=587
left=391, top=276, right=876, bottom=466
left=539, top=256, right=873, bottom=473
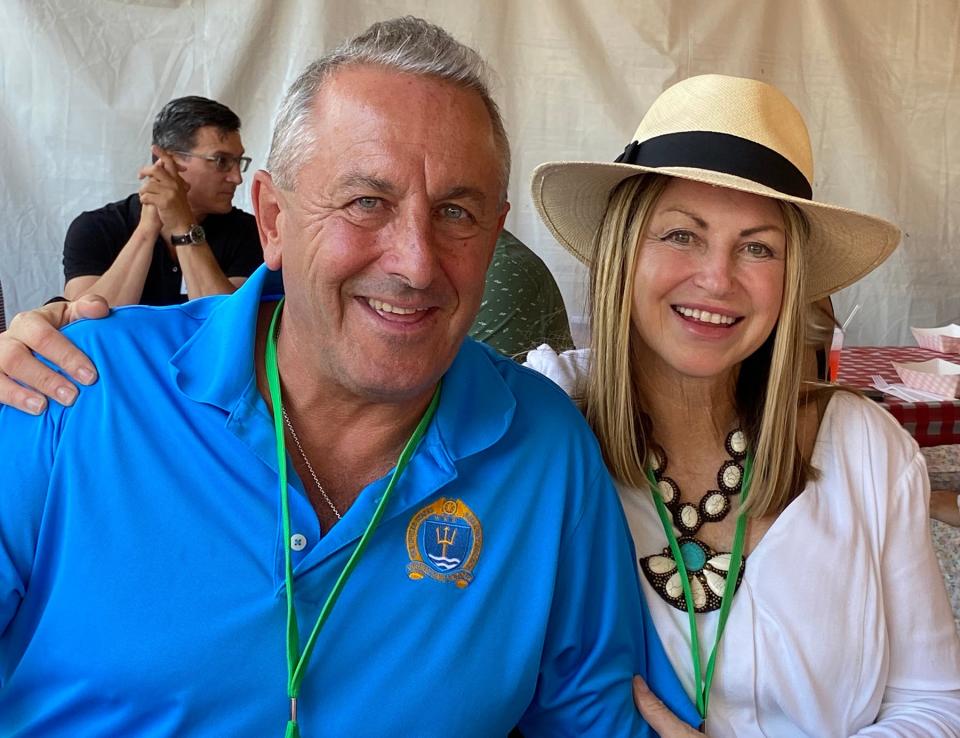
left=266, top=16, right=510, bottom=200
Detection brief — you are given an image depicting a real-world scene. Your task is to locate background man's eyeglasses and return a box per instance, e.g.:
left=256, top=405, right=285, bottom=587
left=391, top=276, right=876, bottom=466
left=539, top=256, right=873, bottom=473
left=170, top=151, right=252, bottom=173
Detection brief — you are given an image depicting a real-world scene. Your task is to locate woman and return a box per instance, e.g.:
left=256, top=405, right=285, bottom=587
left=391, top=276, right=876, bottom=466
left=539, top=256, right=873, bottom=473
left=526, top=75, right=960, bottom=735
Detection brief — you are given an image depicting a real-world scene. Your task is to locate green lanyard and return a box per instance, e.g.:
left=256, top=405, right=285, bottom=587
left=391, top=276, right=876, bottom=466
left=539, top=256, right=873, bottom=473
left=265, top=298, right=440, bottom=738
left=645, top=451, right=752, bottom=722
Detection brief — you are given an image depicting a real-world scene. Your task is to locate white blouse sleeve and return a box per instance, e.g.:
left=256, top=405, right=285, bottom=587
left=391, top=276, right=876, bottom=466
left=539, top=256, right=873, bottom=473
left=522, top=345, right=591, bottom=397
left=852, top=450, right=960, bottom=737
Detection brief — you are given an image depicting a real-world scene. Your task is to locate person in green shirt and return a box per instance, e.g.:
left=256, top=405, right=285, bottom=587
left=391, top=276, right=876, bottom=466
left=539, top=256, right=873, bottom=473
left=469, top=229, right=574, bottom=359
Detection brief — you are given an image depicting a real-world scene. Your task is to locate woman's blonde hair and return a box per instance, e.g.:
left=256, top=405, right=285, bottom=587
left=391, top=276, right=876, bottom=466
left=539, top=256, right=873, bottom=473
left=584, top=174, right=814, bottom=518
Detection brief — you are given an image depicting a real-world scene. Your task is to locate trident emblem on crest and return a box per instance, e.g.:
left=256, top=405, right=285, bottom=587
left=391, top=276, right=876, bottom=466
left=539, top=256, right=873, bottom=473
left=436, top=526, right=457, bottom=557
left=406, top=498, right=483, bottom=588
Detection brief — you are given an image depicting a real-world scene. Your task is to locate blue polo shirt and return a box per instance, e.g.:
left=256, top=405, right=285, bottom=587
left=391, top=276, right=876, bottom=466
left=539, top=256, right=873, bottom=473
left=0, top=266, right=697, bottom=736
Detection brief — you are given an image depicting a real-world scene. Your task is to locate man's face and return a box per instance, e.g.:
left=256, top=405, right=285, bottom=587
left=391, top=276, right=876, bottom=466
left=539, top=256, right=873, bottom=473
left=176, top=125, right=245, bottom=218
left=260, top=65, right=509, bottom=404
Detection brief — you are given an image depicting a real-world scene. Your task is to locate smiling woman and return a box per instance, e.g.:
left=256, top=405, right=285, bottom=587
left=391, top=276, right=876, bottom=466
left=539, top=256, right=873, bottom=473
left=629, top=179, right=787, bottom=383
left=526, top=74, right=960, bottom=735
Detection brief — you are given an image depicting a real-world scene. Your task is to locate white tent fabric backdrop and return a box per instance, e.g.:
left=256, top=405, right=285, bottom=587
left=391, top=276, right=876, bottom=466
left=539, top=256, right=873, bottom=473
left=1, top=0, right=957, bottom=346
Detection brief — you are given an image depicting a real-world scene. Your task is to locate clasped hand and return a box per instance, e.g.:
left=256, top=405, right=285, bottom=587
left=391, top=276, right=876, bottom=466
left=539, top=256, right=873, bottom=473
left=137, top=148, right=195, bottom=240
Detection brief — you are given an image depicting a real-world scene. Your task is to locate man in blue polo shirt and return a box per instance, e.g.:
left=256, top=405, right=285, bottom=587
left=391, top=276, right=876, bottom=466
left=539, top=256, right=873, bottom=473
left=0, top=18, right=695, bottom=737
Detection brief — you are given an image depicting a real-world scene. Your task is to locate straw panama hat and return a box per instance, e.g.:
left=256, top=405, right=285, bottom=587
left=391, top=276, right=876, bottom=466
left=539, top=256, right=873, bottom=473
left=530, top=74, right=901, bottom=301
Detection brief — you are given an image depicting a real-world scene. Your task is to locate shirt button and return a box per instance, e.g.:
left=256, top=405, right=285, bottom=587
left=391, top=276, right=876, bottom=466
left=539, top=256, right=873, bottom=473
left=172, top=266, right=179, bottom=273
left=290, top=534, right=307, bottom=551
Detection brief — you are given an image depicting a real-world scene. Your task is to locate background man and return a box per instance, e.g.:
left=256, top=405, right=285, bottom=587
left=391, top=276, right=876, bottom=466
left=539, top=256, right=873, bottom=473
left=62, top=95, right=262, bottom=306
left=0, top=17, right=693, bottom=736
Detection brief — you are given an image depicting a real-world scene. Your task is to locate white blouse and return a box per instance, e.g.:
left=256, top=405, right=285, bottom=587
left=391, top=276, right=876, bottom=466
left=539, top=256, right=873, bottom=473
left=525, top=346, right=960, bottom=737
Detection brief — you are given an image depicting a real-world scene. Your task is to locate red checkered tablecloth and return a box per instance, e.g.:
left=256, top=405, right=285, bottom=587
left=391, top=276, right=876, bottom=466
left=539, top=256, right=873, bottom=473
left=838, top=346, right=960, bottom=447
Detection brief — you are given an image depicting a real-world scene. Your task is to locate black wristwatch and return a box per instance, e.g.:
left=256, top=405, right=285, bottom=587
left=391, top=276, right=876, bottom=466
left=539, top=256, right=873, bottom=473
left=170, top=224, right=206, bottom=246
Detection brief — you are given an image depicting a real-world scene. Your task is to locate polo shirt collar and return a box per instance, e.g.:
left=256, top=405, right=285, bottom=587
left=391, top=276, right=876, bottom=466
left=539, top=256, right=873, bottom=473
left=170, top=263, right=516, bottom=508
left=169, top=265, right=519, bottom=571
left=432, top=339, right=516, bottom=463
left=169, top=264, right=281, bottom=412
left=171, top=264, right=516, bottom=455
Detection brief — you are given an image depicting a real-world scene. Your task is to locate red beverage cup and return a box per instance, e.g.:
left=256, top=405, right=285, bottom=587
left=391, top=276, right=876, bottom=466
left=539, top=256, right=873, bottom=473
left=828, top=327, right=844, bottom=382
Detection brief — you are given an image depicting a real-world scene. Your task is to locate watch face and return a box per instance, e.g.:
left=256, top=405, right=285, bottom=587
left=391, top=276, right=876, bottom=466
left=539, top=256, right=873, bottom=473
left=172, top=224, right=206, bottom=245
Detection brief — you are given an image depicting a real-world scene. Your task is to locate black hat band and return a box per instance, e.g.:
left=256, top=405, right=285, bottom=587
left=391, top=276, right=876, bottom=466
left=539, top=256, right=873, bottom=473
left=614, top=131, right=813, bottom=200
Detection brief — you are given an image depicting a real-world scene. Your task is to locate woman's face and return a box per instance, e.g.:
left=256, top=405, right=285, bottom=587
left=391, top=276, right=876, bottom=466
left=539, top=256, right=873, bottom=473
left=630, top=178, right=787, bottom=381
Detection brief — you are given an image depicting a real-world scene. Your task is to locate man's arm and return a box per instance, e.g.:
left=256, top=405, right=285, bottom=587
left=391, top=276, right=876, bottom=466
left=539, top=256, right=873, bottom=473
left=143, top=151, right=240, bottom=300
left=64, top=204, right=160, bottom=305
left=517, top=467, right=697, bottom=736
left=0, top=298, right=105, bottom=414
left=0, top=398, right=59, bottom=632
left=174, top=243, right=246, bottom=298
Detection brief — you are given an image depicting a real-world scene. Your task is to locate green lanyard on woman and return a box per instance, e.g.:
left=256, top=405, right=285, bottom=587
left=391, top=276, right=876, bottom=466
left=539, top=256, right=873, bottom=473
left=645, top=452, right=752, bottom=722
left=265, top=298, right=441, bottom=737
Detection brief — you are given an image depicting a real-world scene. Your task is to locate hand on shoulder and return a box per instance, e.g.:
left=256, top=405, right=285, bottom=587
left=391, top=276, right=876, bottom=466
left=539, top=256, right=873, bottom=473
left=0, top=296, right=107, bottom=414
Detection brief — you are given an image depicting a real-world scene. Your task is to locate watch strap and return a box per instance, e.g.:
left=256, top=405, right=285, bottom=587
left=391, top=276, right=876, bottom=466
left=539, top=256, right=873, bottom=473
left=171, top=224, right=206, bottom=246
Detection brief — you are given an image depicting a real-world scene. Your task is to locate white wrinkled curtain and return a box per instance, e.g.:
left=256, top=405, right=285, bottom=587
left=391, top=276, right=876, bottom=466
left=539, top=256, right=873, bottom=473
left=1, top=0, right=957, bottom=346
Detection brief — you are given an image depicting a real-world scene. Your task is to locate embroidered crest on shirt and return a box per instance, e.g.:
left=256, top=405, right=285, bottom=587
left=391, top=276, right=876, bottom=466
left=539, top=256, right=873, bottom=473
left=406, top=498, right=482, bottom=588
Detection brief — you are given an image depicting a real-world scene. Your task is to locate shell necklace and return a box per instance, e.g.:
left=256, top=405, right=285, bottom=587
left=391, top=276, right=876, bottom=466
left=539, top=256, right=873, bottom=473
left=639, top=428, right=748, bottom=613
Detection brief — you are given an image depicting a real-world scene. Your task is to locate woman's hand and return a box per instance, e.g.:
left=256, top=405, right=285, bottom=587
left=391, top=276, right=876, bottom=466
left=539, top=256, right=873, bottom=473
left=0, top=296, right=105, bottom=413
left=633, top=677, right=705, bottom=736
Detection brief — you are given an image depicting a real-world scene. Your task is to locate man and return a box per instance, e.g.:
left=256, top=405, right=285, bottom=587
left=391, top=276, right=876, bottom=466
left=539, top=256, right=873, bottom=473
left=470, top=229, right=574, bottom=358
left=62, top=95, right=262, bottom=306
left=0, top=17, right=694, bottom=736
